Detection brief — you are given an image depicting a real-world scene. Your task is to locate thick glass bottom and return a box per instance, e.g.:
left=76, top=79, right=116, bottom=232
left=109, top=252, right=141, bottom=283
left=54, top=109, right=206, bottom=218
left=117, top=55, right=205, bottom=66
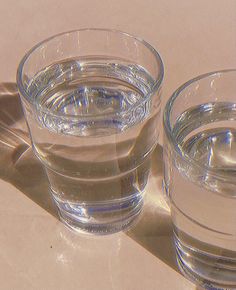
left=52, top=192, right=143, bottom=235
left=175, top=235, right=236, bottom=290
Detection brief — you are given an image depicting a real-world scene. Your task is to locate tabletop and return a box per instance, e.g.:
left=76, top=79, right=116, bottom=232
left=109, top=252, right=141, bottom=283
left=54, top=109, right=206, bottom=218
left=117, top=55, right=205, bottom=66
left=0, top=0, right=235, bottom=289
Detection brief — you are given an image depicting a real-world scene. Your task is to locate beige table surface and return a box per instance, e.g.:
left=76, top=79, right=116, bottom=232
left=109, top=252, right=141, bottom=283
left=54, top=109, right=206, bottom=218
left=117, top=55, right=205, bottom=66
left=0, top=0, right=235, bottom=289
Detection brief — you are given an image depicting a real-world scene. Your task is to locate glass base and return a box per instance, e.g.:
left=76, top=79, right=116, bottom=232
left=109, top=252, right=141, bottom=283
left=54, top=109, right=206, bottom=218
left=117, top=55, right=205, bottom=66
left=52, top=193, right=143, bottom=235
left=175, top=236, right=236, bottom=290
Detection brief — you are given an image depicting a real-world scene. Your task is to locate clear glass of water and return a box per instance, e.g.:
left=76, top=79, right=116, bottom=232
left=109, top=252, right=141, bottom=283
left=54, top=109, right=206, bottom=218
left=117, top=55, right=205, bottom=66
left=17, top=29, right=164, bottom=235
left=163, top=70, right=236, bottom=289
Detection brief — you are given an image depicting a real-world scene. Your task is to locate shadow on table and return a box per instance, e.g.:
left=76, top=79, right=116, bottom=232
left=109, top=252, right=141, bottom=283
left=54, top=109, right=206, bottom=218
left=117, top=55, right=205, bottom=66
left=0, top=83, right=57, bottom=217
left=0, top=82, right=184, bottom=278
left=127, top=144, right=179, bottom=272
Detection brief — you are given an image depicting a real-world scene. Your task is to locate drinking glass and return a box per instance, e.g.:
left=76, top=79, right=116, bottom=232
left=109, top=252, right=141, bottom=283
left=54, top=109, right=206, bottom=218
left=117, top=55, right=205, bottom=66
left=163, top=70, right=236, bottom=289
left=17, top=29, right=163, bottom=234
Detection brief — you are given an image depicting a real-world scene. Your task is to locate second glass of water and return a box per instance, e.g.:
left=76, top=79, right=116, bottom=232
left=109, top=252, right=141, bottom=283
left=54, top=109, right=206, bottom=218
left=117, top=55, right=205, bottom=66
left=17, top=29, right=164, bottom=234
left=163, top=70, right=236, bottom=289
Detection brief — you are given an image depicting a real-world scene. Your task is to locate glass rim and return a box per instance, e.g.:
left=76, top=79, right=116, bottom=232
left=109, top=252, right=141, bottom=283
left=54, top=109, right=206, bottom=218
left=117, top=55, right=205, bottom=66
left=163, top=68, right=236, bottom=179
left=16, top=28, right=164, bottom=119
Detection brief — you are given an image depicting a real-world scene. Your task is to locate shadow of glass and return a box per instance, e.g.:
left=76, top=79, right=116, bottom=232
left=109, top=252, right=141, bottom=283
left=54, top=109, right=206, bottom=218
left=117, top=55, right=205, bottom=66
left=127, top=144, right=179, bottom=272
left=1, top=83, right=186, bottom=280
left=0, top=83, right=57, bottom=217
